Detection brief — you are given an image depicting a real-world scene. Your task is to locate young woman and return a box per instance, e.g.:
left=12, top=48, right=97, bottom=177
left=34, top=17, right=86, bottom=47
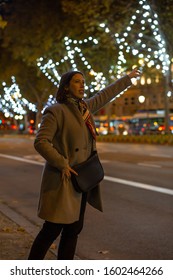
left=28, top=68, right=141, bottom=260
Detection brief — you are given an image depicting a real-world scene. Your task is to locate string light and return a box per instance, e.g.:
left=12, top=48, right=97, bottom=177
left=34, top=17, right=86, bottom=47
left=1, top=0, right=171, bottom=114
left=0, top=77, right=37, bottom=118
left=37, top=36, right=106, bottom=93
left=39, top=0, right=171, bottom=110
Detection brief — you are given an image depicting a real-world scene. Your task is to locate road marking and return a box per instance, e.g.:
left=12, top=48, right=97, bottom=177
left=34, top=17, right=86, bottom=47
left=137, top=163, right=161, bottom=168
left=100, top=159, right=162, bottom=168
left=23, top=154, right=45, bottom=162
left=150, top=153, right=172, bottom=158
left=0, top=153, right=44, bottom=166
left=100, top=160, right=110, bottom=163
left=0, top=153, right=173, bottom=196
left=104, top=176, right=173, bottom=196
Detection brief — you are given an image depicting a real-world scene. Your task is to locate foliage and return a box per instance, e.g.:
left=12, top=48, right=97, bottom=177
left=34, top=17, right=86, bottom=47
left=0, top=0, right=173, bottom=108
left=2, top=0, right=67, bottom=63
left=61, top=0, right=138, bottom=76
left=148, top=0, right=173, bottom=57
left=62, top=0, right=137, bottom=34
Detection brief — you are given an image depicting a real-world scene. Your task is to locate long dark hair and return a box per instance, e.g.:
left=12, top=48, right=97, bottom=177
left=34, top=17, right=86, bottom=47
left=56, top=70, right=84, bottom=103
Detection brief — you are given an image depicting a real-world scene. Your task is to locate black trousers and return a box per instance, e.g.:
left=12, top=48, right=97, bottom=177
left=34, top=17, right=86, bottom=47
left=28, top=193, right=87, bottom=260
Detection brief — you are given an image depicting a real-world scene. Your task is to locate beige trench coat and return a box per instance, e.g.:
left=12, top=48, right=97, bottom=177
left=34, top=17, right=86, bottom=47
left=35, top=75, right=132, bottom=223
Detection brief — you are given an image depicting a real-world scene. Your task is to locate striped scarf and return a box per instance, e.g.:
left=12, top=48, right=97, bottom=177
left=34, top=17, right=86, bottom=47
left=78, top=100, right=97, bottom=140
left=66, top=97, right=97, bottom=140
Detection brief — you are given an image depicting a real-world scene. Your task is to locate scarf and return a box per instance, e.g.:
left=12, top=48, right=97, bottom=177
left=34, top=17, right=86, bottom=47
left=66, top=97, right=97, bottom=140
left=79, top=100, right=97, bottom=140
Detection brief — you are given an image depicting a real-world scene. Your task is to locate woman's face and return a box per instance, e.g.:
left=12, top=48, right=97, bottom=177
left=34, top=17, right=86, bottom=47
left=66, top=73, right=85, bottom=99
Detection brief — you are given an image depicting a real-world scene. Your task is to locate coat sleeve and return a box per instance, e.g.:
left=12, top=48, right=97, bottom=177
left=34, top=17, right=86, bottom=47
left=34, top=106, right=69, bottom=170
left=86, top=75, right=132, bottom=113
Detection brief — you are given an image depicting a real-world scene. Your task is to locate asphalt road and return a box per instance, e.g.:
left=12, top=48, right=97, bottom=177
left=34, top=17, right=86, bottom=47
left=0, top=135, right=173, bottom=260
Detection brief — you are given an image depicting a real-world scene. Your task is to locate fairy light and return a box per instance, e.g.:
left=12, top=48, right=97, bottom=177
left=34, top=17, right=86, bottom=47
left=37, top=0, right=171, bottom=109
left=0, top=77, right=37, bottom=118
left=2, top=0, right=170, bottom=114
left=99, top=0, right=170, bottom=77
left=37, top=35, right=107, bottom=98
left=42, top=94, right=56, bottom=113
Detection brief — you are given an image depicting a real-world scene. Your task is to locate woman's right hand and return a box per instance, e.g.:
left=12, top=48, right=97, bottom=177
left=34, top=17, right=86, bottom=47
left=128, top=68, right=141, bottom=79
left=62, top=166, right=78, bottom=180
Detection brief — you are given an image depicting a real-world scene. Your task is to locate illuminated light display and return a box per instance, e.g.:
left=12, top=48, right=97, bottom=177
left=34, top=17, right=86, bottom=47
left=0, top=77, right=37, bottom=118
left=1, top=0, right=172, bottom=115
left=38, top=0, right=171, bottom=109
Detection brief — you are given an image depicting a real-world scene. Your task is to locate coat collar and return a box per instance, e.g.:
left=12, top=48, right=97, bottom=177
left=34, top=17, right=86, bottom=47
left=63, top=102, right=84, bottom=127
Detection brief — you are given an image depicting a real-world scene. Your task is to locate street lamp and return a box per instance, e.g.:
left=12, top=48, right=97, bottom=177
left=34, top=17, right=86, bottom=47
left=138, top=94, right=148, bottom=117
left=138, top=93, right=150, bottom=130
left=138, top=95, right=145, bottom=104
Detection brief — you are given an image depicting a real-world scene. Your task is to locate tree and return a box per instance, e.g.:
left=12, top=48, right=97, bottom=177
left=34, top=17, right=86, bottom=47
left=1, top=0, right=173, bottom=129
left=1, top=0, right=138, bottom=77
left=1, top=0, right=67, bottom=126
left=148, top=0, right=173, bottom=57
left=0, top=48, right=57, bottom=128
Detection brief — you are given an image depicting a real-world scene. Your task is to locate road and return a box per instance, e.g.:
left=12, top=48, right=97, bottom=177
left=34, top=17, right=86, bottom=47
left=0, top=135, right=173, bottom=260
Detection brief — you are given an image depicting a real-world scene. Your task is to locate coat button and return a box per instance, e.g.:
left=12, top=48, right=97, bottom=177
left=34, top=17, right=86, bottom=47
left=75, top=148, right=79, bottom=152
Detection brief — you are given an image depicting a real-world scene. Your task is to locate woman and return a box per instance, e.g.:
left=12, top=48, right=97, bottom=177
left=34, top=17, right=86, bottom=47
left=28, top=68, right=141, bottom=260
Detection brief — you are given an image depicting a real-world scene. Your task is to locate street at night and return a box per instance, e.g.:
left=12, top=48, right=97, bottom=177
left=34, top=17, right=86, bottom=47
left=1, top=1, right=173, bottom=280
left=0, top=135, right=173, bottom=260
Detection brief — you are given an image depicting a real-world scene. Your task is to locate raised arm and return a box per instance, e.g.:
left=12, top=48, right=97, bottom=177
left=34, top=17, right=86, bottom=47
left=86, top=68, right=141, bottom=113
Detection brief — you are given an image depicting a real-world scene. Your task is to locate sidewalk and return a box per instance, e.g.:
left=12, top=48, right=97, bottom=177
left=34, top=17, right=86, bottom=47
left=0, top=203, right=56, bottom=260
left=0, top=203, right=81, bottom=260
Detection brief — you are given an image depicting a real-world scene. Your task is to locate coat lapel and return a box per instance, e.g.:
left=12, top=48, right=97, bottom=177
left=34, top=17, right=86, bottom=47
left=63, top=102, right=85, bottom=127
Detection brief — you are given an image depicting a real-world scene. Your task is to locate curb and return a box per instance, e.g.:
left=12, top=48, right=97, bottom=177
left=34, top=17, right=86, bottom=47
left=0, top=202, right=81, bottom=260
left=0, top=202, right=40, bottom=238
left=0, top=202, right=57, bottom=258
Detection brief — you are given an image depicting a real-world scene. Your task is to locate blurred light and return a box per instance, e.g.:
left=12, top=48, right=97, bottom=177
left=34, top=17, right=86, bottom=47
left=138, top=95, right=145, bottom=103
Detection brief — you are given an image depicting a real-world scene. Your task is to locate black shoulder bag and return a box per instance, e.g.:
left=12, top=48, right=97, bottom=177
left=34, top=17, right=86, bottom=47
left=71, top=152, right=104, bottom=193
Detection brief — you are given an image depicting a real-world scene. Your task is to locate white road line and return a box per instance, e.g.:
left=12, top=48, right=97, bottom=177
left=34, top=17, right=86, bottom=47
left=100, top=160, right=110, bottom=163
left=137, top=163, right=161, bottom=168
left=104, top=176, right=173, bottom=196
left=150, top=153, right=172, bottom=158
left=0, top=153, right=172, bottom=196
left=100, top=159, right=162, bottom=169
left=0, top=153, right=44, bottom=166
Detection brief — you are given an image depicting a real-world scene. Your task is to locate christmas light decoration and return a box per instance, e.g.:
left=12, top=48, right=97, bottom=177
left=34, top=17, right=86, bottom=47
left=99, top=0, right=170, bottom=78
left=38, top=0, right=171, bottom=109
left=37, top=35, right=107, bottom=94
left=42, top=94, right=56, bottom=113
left=0, top=77, right=37, bottom=119
left=1, top=0, right=171, bottom=116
